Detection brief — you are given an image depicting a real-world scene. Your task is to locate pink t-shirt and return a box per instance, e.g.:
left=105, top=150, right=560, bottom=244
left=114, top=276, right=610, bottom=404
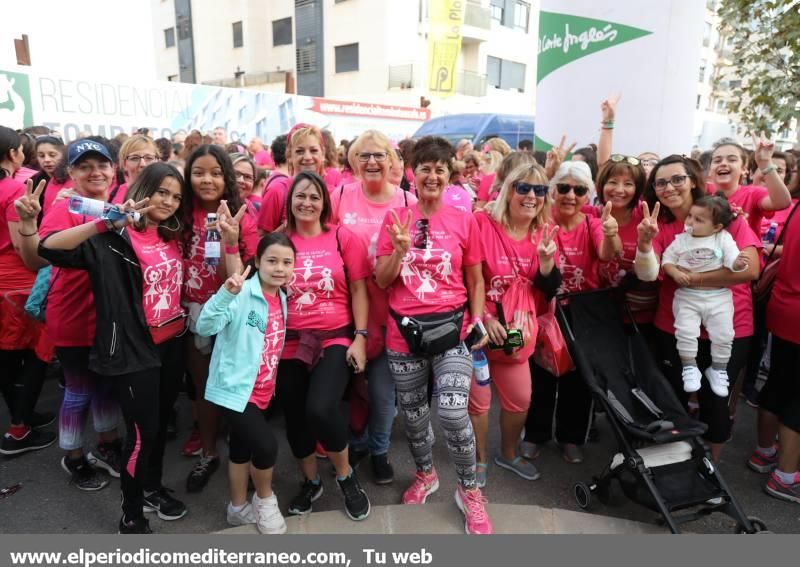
left=477, top=172, right=497, bottom=202
left=14, top=167, right=37, bottom=184
left=653, top=216, right=761, bottom=337
left=708, top=184, right=769, bottom=235
left=282, top=226, right=370, bottom=359
left=324, top=167, right=342, bottom=190
left=39, top=199, right=96, bottom=347
left=760, top=197, right=798, bottom=240
left=331, top=182, right=417, bottom=358
left=444, top=185, right=472, bottom=213
left=583, top=205, right=645, bottom=288
left=254, top=150, right=274, bottom=168
left=376, top=204, right=482, bottom=353
left=110, top=182, right=129, bottom=205
left=183, top=205, right=259, bottom=304
left=127, top=226, right=183, bottom=326
left=0, top=177, right=36, bottom=290
left=258, top=174, right=292, bottom=233
left=42, top=178, right=74, bottom=215
left=249, top=292, right=284, bottom=409
left=553, top=214, right=604, bottom=294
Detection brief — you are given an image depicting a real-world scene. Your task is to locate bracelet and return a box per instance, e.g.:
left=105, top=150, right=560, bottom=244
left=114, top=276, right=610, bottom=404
left=472, top=316, right=483, bottom=325
left=224, top=244, right=239, bottom=255
left=18, top=228, right=38, bottom=237
left=760, top=163, right=777, bottom=176
left=601, top=120, right=615, bottom=129
left=354, top=329, right=368, bottom=338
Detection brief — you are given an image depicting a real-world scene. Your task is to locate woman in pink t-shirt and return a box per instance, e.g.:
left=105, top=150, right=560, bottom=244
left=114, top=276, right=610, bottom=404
left=375, top=136, right=492, bottom=535
left=111, top=135, right=159, bottom=205
left=37, top=136, right=75, bottom=216
left=181, top=144, right=259, bottom=492
left=274, top=171, right=372, bottom=521
left=522, top=160, right=621, bottom=466
left=258, top=124, right=328, bottom=234
left=330, top=130, right=418, bottom=484
left=38, top=162, right=190, bottom=533
left=470, top=162, right=561, bottom=488
left=635, top=155, right=760, bottom=461
left=231, top=153, right=260, bottom=219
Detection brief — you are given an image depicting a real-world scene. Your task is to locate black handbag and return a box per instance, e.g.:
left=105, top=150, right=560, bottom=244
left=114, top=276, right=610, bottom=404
left=391, top=306, right=466, bottom=356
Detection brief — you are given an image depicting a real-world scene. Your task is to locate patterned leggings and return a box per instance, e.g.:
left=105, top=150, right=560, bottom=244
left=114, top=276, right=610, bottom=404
left=387, top=343, right=476, bottom=489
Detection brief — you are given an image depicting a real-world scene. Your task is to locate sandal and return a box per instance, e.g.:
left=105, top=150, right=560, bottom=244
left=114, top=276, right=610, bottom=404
left=494, top=454, right=541, bottom=481
left=476, top=462, right=488, bottom=488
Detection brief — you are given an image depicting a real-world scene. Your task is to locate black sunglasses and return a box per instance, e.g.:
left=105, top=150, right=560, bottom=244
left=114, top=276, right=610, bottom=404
left=556, top=184, right=589, bottom=197
left=514, top=182, right=549, bottom=197
left=413, top=219, right=429, bottom=249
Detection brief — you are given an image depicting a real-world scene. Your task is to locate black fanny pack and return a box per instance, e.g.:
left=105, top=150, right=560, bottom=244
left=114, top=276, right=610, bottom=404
left=391, top=306, right=466, bottom=356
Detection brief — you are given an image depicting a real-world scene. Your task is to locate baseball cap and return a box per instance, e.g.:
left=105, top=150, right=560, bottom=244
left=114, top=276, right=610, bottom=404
left=68, top=140, right=113, bottom=166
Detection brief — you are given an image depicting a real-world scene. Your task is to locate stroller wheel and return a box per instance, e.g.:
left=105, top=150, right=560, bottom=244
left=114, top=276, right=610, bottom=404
left=735, top=516, right=769, bottom=534
left=574, top=482, right=592, bottom=510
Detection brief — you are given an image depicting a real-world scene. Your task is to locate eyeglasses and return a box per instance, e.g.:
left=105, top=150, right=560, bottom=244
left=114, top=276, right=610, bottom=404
left=610, top=154, right=640, bottom=166
left=654, top=175, right=689, bottom=190
left=556, top=184, right=589, bottom=197
left=514, top=182, right=549, bottom=197
left=235, top=172, right=254, bottom=183
left=413, top=219, right=429, bottom=249
left=127, top=154, right=158, bottom=165
left=357, top=152, right=388, bottom=163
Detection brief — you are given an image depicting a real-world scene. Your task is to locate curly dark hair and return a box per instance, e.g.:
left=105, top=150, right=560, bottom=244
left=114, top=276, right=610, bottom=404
left=410, top=136, right=454, bottom=170
left=694, top=191, right=734, bottom=229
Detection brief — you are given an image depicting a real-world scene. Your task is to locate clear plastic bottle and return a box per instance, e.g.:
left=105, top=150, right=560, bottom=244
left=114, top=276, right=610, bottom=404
left=472, top=349, right=491, bottom=387
left=205, top=213, right=221, bottom=267
left=67, top=195, right=139, bottom=223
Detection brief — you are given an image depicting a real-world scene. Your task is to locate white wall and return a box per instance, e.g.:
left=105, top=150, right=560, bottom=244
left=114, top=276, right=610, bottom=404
left=152, top=0, right=179, bottom=81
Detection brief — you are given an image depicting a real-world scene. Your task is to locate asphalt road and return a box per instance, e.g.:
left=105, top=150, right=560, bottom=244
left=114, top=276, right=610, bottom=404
left=1, top=375, right=798, bottom=534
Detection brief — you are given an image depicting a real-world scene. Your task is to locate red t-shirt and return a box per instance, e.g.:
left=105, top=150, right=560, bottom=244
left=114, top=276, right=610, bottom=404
left=258, top=174, right=292, bottom=233
left=653, top=216, right=761, bottom=337
left=708, top=184, right=769, bottom=235
left=376, top=204, right=482, bottom=353
left=42, top=178, right=74, bottom=215
left=39, top=200, right=96, bottom=347
left=282, top=226, right=370, bottom=359
left=0, top=177, right=36, bottom=290
left=767, top=205, right=800, bottom=344
left=553, top=215, right=604, bottom=294
left=127, top=226, right=183, bottom=326
left=183, top=206, right=259, bottom=304
left=249, top=292, right=284, bottom=409
left=477, top=172, right=497, bottom=202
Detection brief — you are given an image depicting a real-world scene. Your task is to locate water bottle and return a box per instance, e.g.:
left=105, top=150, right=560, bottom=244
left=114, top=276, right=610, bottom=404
left=472, top=349, right=491, bottom=387
left=205, top=213, right=221, bottom=267
left=763, top=222, right=778, bottom=246
left=67, top=195, right=139, bottom=223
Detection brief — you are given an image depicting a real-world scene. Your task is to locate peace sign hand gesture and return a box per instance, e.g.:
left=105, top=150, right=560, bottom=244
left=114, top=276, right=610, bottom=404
left=751, top=131, right=775, bottom=170
left=223, top=264, right=251, bottom=295
left=545, top=135, right=577, bottom=180
left=113, top=198, right=153, bottom=229
left=537, top=223, right=559, bottom=264
left=637, top=201, right=660, bottom=245
left=600, top=201, right=618, bottom=238
left=217, top=200, right=247, bottom=247
left=601, top=93, right=621, bottom=123
left=386, top=209, right=412, bottom=256
left=14, top=179, right=46, bottom=222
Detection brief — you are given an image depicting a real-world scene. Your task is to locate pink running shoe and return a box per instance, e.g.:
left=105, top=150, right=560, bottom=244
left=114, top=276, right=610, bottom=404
left=402, top=469, right=439, bottom=504
left=455, top=486, right=493, bottom=535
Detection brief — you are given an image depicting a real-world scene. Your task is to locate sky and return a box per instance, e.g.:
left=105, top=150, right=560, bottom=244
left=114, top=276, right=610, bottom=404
left=0, top=0, right=157, bottom=80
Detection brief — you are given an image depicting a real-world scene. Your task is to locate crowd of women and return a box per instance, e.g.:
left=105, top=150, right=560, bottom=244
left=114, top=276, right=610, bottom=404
left=1, top=96, right=799, bottom=536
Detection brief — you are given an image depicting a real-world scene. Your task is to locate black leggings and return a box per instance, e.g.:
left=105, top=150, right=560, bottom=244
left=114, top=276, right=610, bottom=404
left=654, top=329, right=751, bottom=444
left=275, top=345, right=352, bottom=459
left=524, top=360, right=593, bottom=445
left=113, top=336, right=184, bottom=520
left=0, top=349, right=47, bottom=425
left=222, top=403, right=279, bottom=469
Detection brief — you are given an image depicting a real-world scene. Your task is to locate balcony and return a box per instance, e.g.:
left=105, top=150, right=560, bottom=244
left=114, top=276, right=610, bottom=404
left=457, top=70, right=487, bottom=97
left=388, top=64, right=487, bottom=97
left=463, top=0, right=491, bottom=44
left=388, top=64, right=416, bottom=89
left=203, top=70, right=287, bottom=88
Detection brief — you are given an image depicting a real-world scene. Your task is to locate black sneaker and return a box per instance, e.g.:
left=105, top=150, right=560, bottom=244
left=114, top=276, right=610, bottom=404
left=337, top=470, right=371, bottom=521
left=370, top=453, right=394, bottom=485
left=349, top=447, right=369, bottom=469
left=186, top=455, right=219, bottom=493
left=0, top=428, right=56, bottom=456
left=118, top=515, right=153, bottom=534
left=61, top=455, right=109, bottom=491
left=288, top=478, right=324, bottom=515
left=143, top=486, right=187, bottom=520
left=28, top=411, right=57, bottom=430
left=89, top=440, right=122, bottom=478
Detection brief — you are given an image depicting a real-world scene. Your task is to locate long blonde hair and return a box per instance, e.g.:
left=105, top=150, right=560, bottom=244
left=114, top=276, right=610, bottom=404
left=489, top=162, right=551, bottom=233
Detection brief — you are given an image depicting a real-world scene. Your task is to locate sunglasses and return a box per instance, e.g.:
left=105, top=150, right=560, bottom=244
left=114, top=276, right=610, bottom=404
left=610, top=154, right=640, bottom=166
left=413, top=219, right=429, bottom=249
left=514, top=182, right=549, bottom=197
left=556, top=184, right=589, bottom=197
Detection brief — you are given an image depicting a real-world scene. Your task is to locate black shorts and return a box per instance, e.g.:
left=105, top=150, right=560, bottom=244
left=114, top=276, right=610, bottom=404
left=759, top=335, right=800, bottom=433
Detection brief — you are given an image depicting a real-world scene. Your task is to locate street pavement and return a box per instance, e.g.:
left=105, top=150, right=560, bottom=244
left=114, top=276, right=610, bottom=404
left=1, top=375, right=798, bottom=534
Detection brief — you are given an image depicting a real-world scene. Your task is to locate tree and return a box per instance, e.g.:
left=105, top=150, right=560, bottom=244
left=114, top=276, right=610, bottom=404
left=717, top=0, right=800, bottom=140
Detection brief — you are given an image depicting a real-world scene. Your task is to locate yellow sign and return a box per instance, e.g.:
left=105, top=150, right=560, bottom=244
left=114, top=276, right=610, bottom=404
left=427, top=0, right=466, bottom=97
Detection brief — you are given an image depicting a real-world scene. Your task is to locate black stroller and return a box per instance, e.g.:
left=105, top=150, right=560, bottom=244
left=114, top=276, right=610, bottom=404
left=556, top=288, right=768, bottom=534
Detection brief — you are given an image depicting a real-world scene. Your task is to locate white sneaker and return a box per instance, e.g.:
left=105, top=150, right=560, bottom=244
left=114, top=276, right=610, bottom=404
left=253, top=493, right=287, bottom=534
left=705, top=367, right=729, bottom=397
left=226, top=501, right=256, bottom=526
left=682, top=366, right=701, bottom=393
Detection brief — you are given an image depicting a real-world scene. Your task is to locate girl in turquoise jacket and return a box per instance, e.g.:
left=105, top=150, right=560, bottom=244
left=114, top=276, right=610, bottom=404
left=196, top=232, right=295, bottom=535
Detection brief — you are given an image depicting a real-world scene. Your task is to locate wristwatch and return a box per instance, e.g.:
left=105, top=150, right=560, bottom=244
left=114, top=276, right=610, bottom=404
left=354, top=329, right=369, bottom=338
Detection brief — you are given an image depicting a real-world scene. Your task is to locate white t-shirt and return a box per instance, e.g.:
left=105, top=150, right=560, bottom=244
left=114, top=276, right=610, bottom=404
left=661, top=230, right=742, bottom=273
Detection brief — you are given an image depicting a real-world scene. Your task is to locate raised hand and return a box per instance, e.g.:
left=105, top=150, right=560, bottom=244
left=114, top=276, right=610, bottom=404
left=545, top=135, right=577, bottom=179
left=537, top=223, right=559, bottom=263
left=13, top=179, right=46, bottom=222
left=223, top=264, right=251, bottom=295
left=601, top=93, right=621, bottom=123
left=218, top=200, right=247, bottom=247
left=601, top=201, right=618, bottom=237
left=386, top=209, right=412, bottom=256
left=751, top=131, right=775, bottom=169
left=637, top=201, right=660, bottom=244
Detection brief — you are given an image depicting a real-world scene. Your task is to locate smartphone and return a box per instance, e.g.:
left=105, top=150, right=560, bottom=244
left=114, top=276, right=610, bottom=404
left=465, top=319, right=487, bottom=350
left=488, top=328, right=524, bottom=351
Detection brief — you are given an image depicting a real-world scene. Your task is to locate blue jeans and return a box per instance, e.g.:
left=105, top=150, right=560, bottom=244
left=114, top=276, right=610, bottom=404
left=350, top=352, right=396, bottom=456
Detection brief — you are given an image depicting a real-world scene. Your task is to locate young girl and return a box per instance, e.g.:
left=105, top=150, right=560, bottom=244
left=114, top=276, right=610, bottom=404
left=196, top=233, right=295, bottom=535
left=662, top=194, right=749, bottom=397
left=36, top=162, right=190, bottom=533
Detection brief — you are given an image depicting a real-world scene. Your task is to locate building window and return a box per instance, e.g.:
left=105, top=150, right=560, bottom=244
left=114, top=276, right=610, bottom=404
left=272, top=17, right=292, bottom=46
left=487, top=55, right=525, bottom=91
left=164, top=27, right=175, bottom=48
left=232, top=21, right=243, bottom=48
left=703, top=22, right=712, bottom=47
left=698, top=59, right=707, bottom=82
left=696, top=94, right=702, bottom=109
left=716, top=99, right=726, bottom=113
left=335, top=43, right=359, bottom=73
left=514, top=1, right=530, bottom=32
left=490, top=0, right=504, bottom=23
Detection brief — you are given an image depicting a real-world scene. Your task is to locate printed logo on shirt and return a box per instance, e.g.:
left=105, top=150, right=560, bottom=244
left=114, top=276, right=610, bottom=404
left=247, top=310, right=266, bottom=333
left=286, top=250, right=340, bottom=313
left=343, top=212, right=358, bottom=225
left=142, top=247, right=183, bottom=322
left=400, top=229, right=456, bottom=301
